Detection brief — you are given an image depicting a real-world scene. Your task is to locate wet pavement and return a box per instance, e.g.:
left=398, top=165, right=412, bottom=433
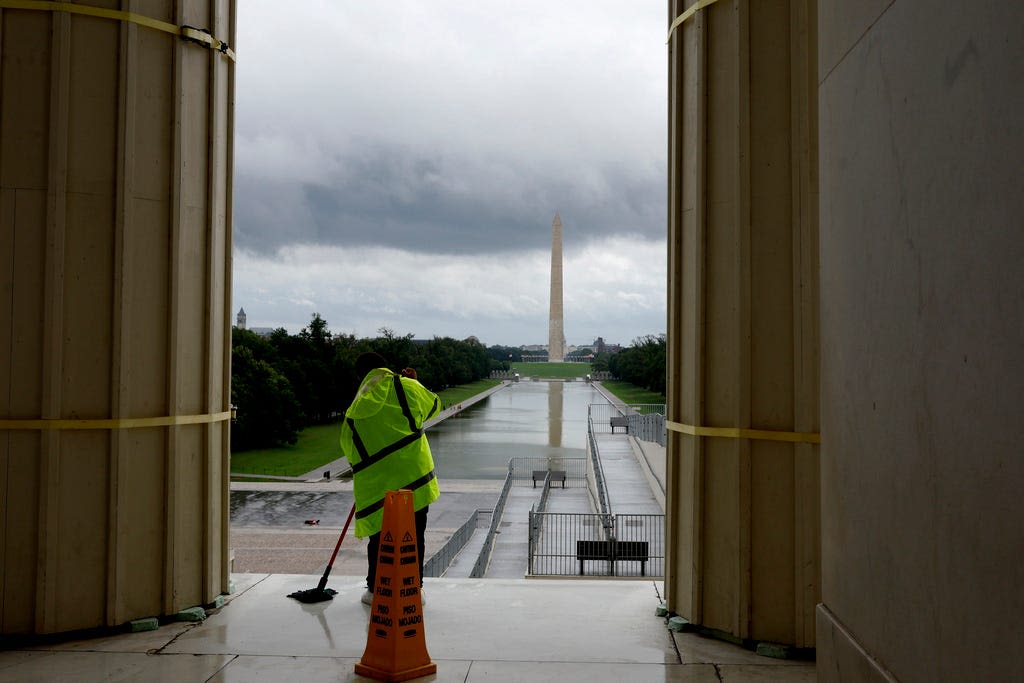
left=0, top=574, right=817, bottom=682
left=229, top=480, right=502, bottom=577
left=230, top=488, right=353, bottom=527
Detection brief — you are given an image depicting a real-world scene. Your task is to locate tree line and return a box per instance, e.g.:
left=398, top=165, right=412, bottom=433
left=230, top=314, right=666, bottom=451
left=605, top=334, right=666, bottom=395
left=231, top=314, right=500, bottom=451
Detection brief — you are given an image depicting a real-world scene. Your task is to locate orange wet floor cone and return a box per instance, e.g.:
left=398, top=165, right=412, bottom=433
left=355, top=489, right=436, bottom=682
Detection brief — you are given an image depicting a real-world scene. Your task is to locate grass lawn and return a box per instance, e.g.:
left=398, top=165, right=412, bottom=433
left=230, top=378, right=501, bottom=478
left=230, top=421, right=343, bottom=477
left=599, top=380, right=666, bottom=406
left=511, top=362, right=591, bottom=378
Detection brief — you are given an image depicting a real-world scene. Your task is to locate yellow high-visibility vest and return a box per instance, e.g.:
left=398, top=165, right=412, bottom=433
left=340, top=368, right=441, bottom=538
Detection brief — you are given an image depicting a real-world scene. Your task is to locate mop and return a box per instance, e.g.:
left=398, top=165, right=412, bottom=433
left=287, top=502, right=356, bottom=603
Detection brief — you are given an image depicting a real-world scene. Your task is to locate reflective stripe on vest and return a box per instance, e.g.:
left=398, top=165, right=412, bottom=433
left=392, top=374, right=419, bottom=433
left=353, top=470, right=437, bottom=521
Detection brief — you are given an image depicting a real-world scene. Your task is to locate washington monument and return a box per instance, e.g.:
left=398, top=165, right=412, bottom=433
left=548, top=212, right=565, bottom=362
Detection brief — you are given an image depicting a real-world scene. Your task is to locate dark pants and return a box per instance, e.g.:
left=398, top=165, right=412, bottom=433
left=366, top=505, right=429, bottom=591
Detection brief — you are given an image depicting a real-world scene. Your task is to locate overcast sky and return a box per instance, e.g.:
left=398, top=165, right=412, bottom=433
left=233, top=2, right=667, bottom=348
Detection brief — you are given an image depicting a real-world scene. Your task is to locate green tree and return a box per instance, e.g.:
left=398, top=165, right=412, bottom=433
left=298, top=313, right=341, bottom=422
left=372, top=328, right=418, bottom=370
left=232, top=327, right=278, bottom=364
left=487, top=344, right=522, bottom=370
left=265, top=313, right=344, bottom=425
left=607, top=335, right=666, bottom=394
left=330, top=332, right=362, bottom=410
left=230, top=346, right=302, bottom=450
left=230, top=321, right=498, bottom=450
left=302, top=312, right=332, bottom=347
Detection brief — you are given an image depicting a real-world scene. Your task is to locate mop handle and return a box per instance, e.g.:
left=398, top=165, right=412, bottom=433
left=316, top=502, right=356, bottom=591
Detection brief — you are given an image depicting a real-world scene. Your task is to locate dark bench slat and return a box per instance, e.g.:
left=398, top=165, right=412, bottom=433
left=609, top=416, right=629, bottom=433
left=575, top=540, right=649, bottom=576
left=575, top=540, right=613, bottom=560
left=532, top=470, right=567, bottom=488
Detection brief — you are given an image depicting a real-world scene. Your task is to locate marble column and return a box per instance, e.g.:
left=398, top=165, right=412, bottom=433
left=665, top=0, right=820, bottom=648
left=0, top=0, right=235, bottom=634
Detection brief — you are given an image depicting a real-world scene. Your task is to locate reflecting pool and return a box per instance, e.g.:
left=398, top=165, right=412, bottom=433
left=428, top=380, right=608, bottom=479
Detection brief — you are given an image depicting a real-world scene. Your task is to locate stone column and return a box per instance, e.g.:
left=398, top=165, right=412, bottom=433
left=548, top=212, right=565, bottom=362
left=664, top=0, right=820, bottom=647
left=0, top=0, right=235, bottom=634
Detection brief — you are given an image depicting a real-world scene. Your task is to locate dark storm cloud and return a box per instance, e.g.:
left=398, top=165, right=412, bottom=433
left=232, top=2, right=669, bottom=344
left=233, top=143, right=664, bottom=256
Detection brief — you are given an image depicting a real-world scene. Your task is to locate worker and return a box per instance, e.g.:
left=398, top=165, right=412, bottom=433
left=340, top=351, right=441, bottom=605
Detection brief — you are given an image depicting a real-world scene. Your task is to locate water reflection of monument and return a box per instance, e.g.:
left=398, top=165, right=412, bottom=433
left=547, top=381, right=563, bottom=447
left=547, top=382, right=565, bottom=472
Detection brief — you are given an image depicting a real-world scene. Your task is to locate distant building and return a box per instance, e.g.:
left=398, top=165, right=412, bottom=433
left=234, top=308, right=272, bottom=336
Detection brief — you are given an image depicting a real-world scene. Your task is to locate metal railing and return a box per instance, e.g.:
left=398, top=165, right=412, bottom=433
left=423, top=508, right=491, bottom=578
left=521, top=405, right=664, bottom=578
left=508, top=456, right=587, bottom=486
left=588, top=403, right=666, bottom=446
left=528, top=511, right=664, bottom=577
left=624, top=412, right=665, bottom=445
left=469, top=462, right=515, bottom=578
left=536, top=474, right=555, bottom=513
left=433, top=396, right=666, bottom=580
left=587, top=418, right=611, bottom=515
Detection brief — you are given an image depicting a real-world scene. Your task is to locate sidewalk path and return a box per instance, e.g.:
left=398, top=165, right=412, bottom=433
left=592, top=431, right=663, bottom=516
left=592, top=381, right=666, bottom=512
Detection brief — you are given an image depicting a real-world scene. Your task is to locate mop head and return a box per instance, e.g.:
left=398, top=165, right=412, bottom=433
left=287, top=587, right=338, bottom=603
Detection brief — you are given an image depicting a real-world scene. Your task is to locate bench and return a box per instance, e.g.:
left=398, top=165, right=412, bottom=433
left=532, top=470, right=567, bottom=488
left=575, top=540, right=649, bottom=576
left=609, top=415, right=629, bottom=433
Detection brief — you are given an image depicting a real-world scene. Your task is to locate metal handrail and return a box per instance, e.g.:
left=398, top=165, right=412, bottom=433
left=537, top=473, right=553, bottom=513
left=470, top=461, right=515, bottom=578
left=527, top=472, right=559, bottom=573
left=588, top=402, right=667, bottom=446
left=587, top=413, right=612, bottom=516
left=423, top=508, right=490, bottom=578
left=528, top=505, right=539, bottom=573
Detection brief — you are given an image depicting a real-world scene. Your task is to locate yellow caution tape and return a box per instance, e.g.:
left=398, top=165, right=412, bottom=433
left=666, top=420, right=820, bottom=444
left=0, top=411, right=232, bottom=431
left=0, top=0, right=235, bottom=61
left=667, top=0, right=725, bottom=44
